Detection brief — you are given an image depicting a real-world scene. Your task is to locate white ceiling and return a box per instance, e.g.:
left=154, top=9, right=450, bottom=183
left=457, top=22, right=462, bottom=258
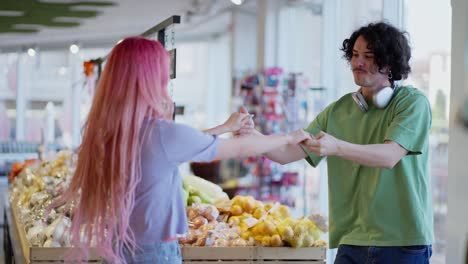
left=0, top=0, right=252, bottom=52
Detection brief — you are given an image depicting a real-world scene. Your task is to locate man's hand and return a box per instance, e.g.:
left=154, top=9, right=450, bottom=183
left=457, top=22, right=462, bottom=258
left=303, top=131, right=341, bottom=156
left=303, top=131, right=409, bottom=168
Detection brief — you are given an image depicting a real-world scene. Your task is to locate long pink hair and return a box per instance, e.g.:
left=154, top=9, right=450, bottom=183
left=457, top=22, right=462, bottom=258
left=52, top=37, right=172, bottom=263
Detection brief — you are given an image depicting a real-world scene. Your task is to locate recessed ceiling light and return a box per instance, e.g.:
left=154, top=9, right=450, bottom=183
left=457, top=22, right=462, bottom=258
left=0, top=10, right=24, bottom=17
left=27, top=48, right=36, bottom=57
left=58, top=67, right=67, bottom=76
left=54, top=17, right=80, bottom=23
left=69, top=44, right=80, bottom=54
left=231, top=0, right=244, bottom=5
left=40, top=0, right=74, bottom=3
left=13, top=24, right=41, bottom=30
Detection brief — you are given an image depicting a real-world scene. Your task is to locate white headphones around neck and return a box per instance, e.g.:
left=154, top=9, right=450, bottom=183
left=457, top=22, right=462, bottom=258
left=352, top=85, right=395, bottom=112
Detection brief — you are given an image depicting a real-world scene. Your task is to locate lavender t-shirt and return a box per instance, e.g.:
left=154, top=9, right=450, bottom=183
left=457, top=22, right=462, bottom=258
left=129, top=118, right=219, bottom=244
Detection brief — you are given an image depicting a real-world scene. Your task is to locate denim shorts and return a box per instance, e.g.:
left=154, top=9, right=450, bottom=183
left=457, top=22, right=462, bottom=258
left=122, top=240, right=182, bottom=264
left=335, top=244, right=432, bottom=264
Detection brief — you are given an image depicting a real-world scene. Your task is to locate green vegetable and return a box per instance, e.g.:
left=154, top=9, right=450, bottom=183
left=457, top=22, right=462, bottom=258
left=182, top=189, right=189, bottom=206
left=188, top=195, right=202, bottom=206
left=183, top=175, right=229, bottom=203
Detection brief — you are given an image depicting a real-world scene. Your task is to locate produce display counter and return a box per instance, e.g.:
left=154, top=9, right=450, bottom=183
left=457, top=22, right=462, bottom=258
left=4, top=203, right=326, bottom=264
left=4, top=195, right=27, bottom=264
left=5, top=200, right=101, bottom=264
left=4, top=151, right=327, bottom=263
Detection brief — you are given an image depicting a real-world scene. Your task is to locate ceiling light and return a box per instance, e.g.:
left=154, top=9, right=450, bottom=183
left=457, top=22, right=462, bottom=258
left=0, top=10, right=24, bottom=16
left=69, top=44, right=80, bottom=54
left=231, top=0, right=244, bottom=5
left=54, top=17, right=80, bottom=23
left=27, top=48, right=36, bottom=57
left=13, top=24, right=40, bottom=31
left=58, top=67, right=67, bottom=76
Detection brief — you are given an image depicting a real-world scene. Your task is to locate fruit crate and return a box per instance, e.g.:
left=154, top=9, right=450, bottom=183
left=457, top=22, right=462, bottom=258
left=182, top=246, right=326, bottom=263
left=10, top=202, right=102, bottom=264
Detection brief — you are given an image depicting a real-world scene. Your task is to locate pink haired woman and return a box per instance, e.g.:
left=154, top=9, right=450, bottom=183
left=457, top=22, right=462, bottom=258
left=52, top=37, right=310, bottom=263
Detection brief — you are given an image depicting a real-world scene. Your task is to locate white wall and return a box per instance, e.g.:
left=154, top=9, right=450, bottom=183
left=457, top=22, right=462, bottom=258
left=0, top=53, right=18, bottom=100
left=174, top=37, right=231, bottom=130
left=278, top=5, right=322, bottom=89
left=447, top=0, right=468, bottom=263
left=232, top=11, right=257, bottom=75
left=25, top=51, right=70, bottom=101
left=173, top=42, right=210, bottom=127
left=206, top=35, right=232, bottom=128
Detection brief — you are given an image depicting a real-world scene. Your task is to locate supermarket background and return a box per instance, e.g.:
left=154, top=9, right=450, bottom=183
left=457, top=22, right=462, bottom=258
left=0, top=0, right=467, bottom=263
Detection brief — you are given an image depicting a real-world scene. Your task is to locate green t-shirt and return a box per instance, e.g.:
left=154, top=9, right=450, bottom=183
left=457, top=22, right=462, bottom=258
left=303, top=85, right=434, bottom=248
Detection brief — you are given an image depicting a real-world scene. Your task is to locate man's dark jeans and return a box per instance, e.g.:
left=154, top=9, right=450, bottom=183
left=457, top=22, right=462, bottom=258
left=335, top=244, right=432, bottom=264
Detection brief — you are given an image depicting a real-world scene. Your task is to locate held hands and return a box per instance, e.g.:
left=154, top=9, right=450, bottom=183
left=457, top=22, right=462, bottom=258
left=233, top=106, right=256, bottom=136
left=204, top=110, right=253, bottom=136
left=302, top=131, right=341, bottom=156
left=286, top=129, right=313, bottom=145
left=222, top=112, right=252, bottom=133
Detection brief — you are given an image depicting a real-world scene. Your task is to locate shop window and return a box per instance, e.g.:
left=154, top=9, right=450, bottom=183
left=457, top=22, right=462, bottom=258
left=403, top=0, right=451, bottom=263
left=0, top=54, right=17, bottom=141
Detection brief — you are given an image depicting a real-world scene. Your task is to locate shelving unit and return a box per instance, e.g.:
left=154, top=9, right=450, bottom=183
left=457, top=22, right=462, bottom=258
left=232, top=69, right=310, bottom=212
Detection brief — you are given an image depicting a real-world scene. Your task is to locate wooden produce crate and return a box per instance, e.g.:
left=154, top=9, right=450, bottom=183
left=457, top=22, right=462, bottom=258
left=11, top=204, right=102, bottom=264
left=182, top=246, right=326, bottom=263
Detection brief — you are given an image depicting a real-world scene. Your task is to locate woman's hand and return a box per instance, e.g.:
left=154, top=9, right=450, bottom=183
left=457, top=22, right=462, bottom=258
left=222, top=112, right=251, bottom=133
left=233, top=106, right=256, bottom=136
left=286, top=129, right=313, bottom=145
left=236, top=116, right=255, bottom=136
left=203, top=106, right=254, bottom=136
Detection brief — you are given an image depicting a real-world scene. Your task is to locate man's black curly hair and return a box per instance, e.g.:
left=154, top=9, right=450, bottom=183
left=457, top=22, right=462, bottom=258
left=341, top=22, right=412, bottom=82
